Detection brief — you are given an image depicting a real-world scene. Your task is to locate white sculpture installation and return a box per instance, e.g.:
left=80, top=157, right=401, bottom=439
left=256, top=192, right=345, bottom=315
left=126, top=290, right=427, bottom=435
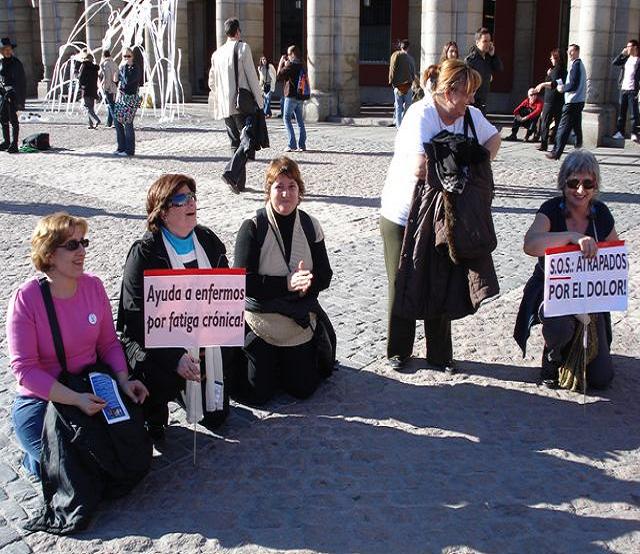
left=45, top=0, right=185, bottom=121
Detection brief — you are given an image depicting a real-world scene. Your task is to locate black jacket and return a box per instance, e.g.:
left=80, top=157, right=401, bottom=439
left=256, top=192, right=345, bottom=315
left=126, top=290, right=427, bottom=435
left=78, top=61, right=100, bottom=99
left=117, top=225, right=229, bottom=376
left=612, top=53, right=640, bottom=92
left=465, top=46, right=503, bottom=108
left=0, top=55, right=26, bottom=109
left=118, top=63, right=142, bottom=95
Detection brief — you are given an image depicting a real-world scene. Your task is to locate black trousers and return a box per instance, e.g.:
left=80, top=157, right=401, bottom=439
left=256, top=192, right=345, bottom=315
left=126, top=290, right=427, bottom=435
left=539, top=101, right=562, bottom=150
left=0, top=93, right=19, bottom=145
left=510, top=107, right=539, bottom=138
left=616, top=89, right=640, bottom=135
left=538, top=307, right=613, bottom=389
left=223, top=113, right=254, bottom=190
left=552, top=101, right=584, bottom=157
left=239, top=329, right=321, bottom=405
left=379, top=216, right=453, bottom=365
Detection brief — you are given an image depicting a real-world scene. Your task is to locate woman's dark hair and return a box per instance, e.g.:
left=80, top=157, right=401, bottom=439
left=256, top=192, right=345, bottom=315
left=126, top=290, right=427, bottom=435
left=439, top=41, right=459, bottom=63
left=264, top=157, right=305, bottom=201
left=146, top=174, right=197, bottom=233
left=550, top=48, right=566, bottom=69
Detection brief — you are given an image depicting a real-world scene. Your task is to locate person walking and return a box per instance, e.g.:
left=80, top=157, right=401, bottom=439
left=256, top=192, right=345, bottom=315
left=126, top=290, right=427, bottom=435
left=389, top=39, right=416, bottom=128
left=208, top=17, right=264, bottom=194
left=465, top=27, right=503, bottom=114
left=113, top=47, right=142, bottom=157
left=277, top=45, right=308, bottom=152
left=534, top=48, right=567, bottom=152
left=78, top=52, right=101, bottom=129
left=258, top=56, right=277, bottom=118
left=612, top=39, right=640, bottom=142
left=546, top=44, right=586, bottom=160
left=0, top=37, right=26, bottom=154
left=99, top=49, right=118, bottom=128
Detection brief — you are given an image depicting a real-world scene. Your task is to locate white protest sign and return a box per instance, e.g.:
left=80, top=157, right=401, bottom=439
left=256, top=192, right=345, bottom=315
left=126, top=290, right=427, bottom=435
left=144, top=268, right=246, bottom=348
left=544, top=241, right=628, bottom=317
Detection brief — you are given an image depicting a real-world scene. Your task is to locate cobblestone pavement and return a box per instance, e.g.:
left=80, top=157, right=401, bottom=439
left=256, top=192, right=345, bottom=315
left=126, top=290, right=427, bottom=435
left=0, top=103, right=639, bottom=553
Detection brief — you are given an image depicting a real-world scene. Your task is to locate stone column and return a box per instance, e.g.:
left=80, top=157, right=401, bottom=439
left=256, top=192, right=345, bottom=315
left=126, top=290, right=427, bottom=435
left=84, top=0, right=109, bottom=52
left=176, top=0, right=192, bottom=101
left=239, top=0, right=263, bottom=63
left=455, top=0, right=483, bottom=54
left=38, top=0, right=81, bottom=98
left=332, top=0, right=359, bottom=116
left=216, top=0, right=237, bottom=48
left=1, top=1, right=39, bottom=97
left=408, top=0, right=421, bottom=71
left=305, top=0, right=336, bottom=121
left=569, top=0, right=616, bottom=146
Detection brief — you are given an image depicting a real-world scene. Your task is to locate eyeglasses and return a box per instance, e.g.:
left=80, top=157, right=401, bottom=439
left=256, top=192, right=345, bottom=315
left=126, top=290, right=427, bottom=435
left=123, top=55, right=132, bottom=59
left=169, top=191, right=197, bottom=207
left=58, top=238, right=90, bottom=251
left=566, top=178, right=596, bottom=190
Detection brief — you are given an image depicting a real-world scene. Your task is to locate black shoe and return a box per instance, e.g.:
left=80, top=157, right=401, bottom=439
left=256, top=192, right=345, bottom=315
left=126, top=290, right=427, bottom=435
left=541, top=379, right=558, bottom=389
left=431, top=360, right=456, bottom=374
left=503, top=134, right=518, bottom=142
left=387, top=355, right=408, bottom=372
left=222, top=172, right=241, bottom=194
left=0, top=142, right=9, bottom=151
left=201, top=410, right=228, bottom=431
left=7, top=143, right=19, bottom=154
left=537, top=144, right=547, bottom=152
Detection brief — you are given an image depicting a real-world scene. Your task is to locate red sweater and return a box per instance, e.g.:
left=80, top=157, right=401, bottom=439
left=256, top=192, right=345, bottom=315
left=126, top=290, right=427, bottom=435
left=513, top=97, right=543, bottom=120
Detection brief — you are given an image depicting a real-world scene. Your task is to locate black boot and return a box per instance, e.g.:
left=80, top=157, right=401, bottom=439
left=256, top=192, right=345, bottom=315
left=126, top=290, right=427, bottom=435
left=0, top=124, right=9, bottom=151
left=7, top=124, right=19, bottom=153
left=7, top=142, right=18, bottom=153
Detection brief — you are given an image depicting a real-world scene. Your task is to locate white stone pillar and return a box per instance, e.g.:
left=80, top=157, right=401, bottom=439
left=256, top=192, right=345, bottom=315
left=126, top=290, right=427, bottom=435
left=215, top=0, right=263, bottom=66
left=176, top=0, right=192, bottom=101
left=332, top=0, right=359, bottom=116
left=408, top=0, right=421, bottom=71
left=569, top=0, right=616, bottom=146
left=84, top=0, right=109, bottom=52
left=305, top=0, right=335, bottom=121
left=38, top=0, right=80, bottom=98
left=216, top=0, right=237, bottom=48
left=455, top=0, right=483, bottom=55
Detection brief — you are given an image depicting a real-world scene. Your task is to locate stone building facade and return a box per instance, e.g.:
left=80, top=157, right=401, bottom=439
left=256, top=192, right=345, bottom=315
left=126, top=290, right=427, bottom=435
left=1, top=0, right=639, bottom=146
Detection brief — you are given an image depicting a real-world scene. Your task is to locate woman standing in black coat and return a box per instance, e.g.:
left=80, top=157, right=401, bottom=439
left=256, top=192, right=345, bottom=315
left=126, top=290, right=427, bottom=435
left=118, top=174, right=233, bottom=439
left=0, top=37, right=26, bottom=153
left=78, top=52, right=101, bottom=129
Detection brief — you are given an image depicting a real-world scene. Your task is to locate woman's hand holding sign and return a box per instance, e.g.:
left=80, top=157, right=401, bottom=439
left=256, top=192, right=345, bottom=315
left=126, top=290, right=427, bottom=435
left=570, top=233, right=598, bottom=259
left=177, top=352, right=201, bottom=382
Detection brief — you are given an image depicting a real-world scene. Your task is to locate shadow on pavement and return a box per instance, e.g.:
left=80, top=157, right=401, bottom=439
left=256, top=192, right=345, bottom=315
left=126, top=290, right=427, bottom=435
left=305, top=193, right=381, bottom=208
left=0, top=201, right=145, bottom=220
left=75, top=355, right=640, bottom=553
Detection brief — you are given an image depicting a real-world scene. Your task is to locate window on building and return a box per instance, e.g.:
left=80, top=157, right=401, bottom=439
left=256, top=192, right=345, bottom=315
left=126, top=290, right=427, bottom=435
left=482, top=0, right=496, bottom=36
left=359, top=0, right=392, bottom=63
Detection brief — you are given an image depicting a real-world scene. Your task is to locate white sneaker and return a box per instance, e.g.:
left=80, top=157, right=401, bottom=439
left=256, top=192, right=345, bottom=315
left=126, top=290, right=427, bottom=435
left=632, top=133, right=639, bottom=142
left=116, top=151, right=128, bottom=157
left=284, top=147, right=294, bottom=152
left=612, top=131, right=624, bottom=140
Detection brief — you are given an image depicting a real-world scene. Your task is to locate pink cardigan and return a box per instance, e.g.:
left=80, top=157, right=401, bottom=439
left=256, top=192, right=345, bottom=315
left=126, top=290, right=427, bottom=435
left=7, top=273, right=127, bottom=399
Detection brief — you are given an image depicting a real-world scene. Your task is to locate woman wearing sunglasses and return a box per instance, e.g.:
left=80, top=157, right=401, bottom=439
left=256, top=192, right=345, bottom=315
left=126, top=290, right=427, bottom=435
left=118, top=174, right=233, bottom=440
left=6, top=212, right=148, bottom=478
left=113, top=46, right=141, bottom=157
left=514, top=150, right=619, bottom=389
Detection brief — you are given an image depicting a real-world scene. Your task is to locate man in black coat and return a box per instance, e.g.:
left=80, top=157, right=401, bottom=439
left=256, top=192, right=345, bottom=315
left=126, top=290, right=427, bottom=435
left=465, top=27, right=503, bottom=114
left=0, top=37, right=26, bottom=153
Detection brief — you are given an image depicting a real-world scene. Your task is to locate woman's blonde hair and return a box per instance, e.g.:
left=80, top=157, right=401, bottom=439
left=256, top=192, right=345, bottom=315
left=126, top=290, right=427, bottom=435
left=31, top=212, right=88, bottom=272
left=433, top=59, right=482, bottom=97
left=264, top=156, right=306, bottom=201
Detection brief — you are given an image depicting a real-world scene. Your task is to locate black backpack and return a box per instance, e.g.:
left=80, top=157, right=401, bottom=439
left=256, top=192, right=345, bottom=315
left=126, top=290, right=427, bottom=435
left=22, top=132, right=50, bottom=151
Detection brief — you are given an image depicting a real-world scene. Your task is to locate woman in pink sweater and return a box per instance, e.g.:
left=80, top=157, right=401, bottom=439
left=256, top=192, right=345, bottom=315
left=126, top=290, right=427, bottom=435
left=6, top=213, right=147, bottom=478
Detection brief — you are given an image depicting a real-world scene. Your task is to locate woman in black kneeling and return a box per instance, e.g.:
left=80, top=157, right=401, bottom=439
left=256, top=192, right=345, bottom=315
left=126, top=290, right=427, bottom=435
left=234, top=156, right=333, bottom=404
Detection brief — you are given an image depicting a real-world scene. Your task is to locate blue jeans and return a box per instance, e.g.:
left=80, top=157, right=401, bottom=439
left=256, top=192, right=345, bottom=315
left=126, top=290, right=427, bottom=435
left=263, top=91, right=272, bottom=116
left=115, top=118, right=135, bottom=155
left=283, top=97, right=306, bottom=150
left=11, top=395, right=48, bottom=479
left=393, top=87, right=412, bottom=128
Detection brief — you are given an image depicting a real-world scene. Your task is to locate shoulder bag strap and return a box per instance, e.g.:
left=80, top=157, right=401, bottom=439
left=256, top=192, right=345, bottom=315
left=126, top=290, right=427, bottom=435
left=463, top=108, right=479, bottom=142
left=233, top=41, right=241, bottom=96
left=38, top=276, right=69, bottom=374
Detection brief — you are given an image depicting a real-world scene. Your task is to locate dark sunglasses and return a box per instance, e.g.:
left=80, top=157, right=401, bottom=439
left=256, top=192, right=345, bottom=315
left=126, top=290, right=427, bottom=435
left=169, top=191, right=197, bottom=207
left=123, top=55, right=132, bottom=58
left=566, top=178, right=596, bottom=190
left=58, top=238, right=89, bottom=251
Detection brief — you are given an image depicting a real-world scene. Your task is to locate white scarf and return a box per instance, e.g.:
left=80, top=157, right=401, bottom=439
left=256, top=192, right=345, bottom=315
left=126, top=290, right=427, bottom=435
left=161, top=231, right=225, bottom=423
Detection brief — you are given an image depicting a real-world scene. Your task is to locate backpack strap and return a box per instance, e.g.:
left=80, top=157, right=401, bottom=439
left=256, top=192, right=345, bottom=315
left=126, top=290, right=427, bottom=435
left=38, top=276, right=69, bottom=374
left=255, top=207, right=269, bottom=249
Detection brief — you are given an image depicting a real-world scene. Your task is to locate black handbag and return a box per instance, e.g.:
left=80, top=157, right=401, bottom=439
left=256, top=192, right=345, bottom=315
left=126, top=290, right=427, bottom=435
left=234, top=41, right=257, bottom=115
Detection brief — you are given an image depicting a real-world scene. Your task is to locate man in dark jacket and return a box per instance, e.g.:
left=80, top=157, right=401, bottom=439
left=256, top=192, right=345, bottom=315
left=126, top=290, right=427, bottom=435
left=465, top=28, right=503, bottom=114
left=612, top=39, right=640, bottom=141
left=0, top=37, right=26, bottom=153
left=277, top=44, right=308, bottom=151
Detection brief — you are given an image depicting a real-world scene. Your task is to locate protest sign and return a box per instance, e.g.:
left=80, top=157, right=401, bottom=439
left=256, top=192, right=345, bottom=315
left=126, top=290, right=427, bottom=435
left=143, top=268, right=246, bottom=348
left=544, top=240, right=628, bottom=317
